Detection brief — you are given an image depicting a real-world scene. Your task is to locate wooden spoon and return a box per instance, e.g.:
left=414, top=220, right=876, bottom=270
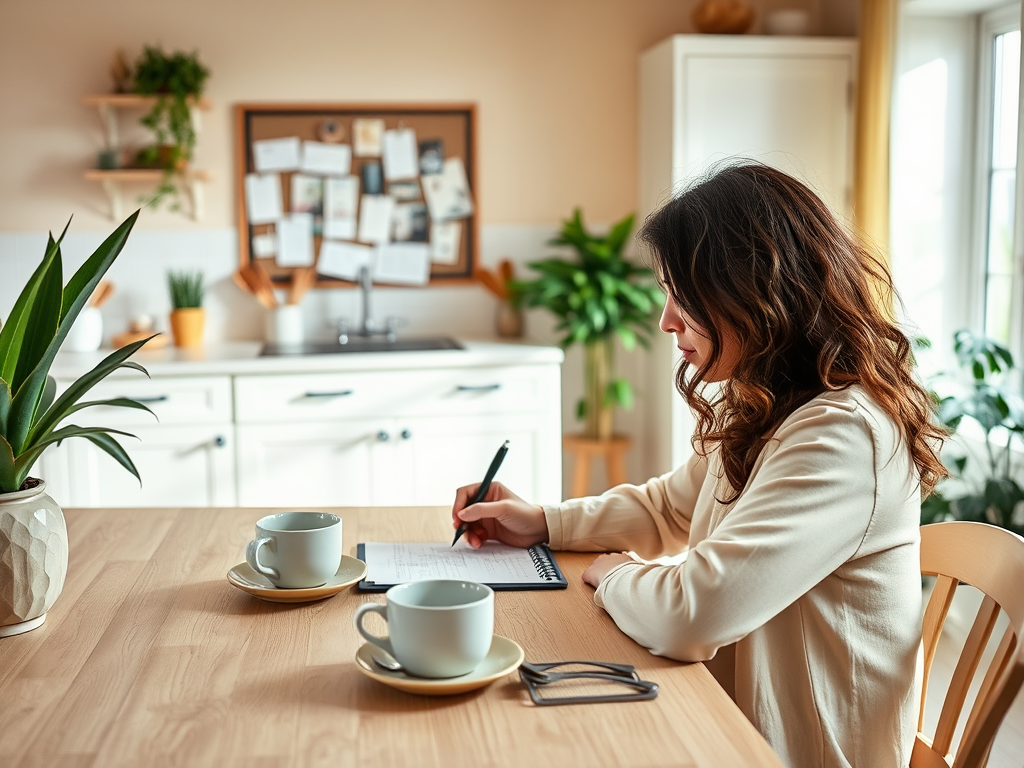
left=236, top=264, right=277, bottom=309
left=477, top=268, right=507, bottom=300
left=249, top=261, right=279, bottom=309
left=89, top=280, right=115, bottom=308
left=498, top=258, right=514, bottom=284
left=287, top=266, right=318, bottom=306
left=232, top=269, right=254, bottom=297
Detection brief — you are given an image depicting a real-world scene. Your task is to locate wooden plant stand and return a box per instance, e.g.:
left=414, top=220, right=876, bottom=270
left=562, top=434, right=632, bottom=498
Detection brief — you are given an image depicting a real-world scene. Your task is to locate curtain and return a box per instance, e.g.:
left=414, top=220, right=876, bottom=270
left=854, top=0, right=899, bottom=254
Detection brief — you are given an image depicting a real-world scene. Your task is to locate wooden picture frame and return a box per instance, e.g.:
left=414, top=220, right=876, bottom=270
left=234, top=102, right=478, bottom=288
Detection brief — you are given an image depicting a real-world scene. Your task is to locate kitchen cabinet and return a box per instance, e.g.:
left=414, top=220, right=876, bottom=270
left=234, top=366, right=560, bottom=507
left=40, top=375, right=236, bottom=507
left=40, top=342, right=564, bottom=508
left=638, top=35, right=857, bottom=472
left=60, top=424, right=235, bottom=508
left=83, top=94, right=212, bottom=221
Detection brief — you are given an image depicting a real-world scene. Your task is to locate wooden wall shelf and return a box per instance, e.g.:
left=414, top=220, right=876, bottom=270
left=84, top=94, right=211, bottom=152
left=83, top=94, right=213, bottom=109
left=84, top=169, right=213, bottom=221
left=82, top=93, right=213, bottom=221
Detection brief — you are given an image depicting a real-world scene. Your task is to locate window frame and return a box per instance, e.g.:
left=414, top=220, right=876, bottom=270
left=970, top=3, right=1024, bottom=354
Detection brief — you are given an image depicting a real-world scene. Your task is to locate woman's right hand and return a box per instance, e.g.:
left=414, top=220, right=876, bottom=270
left=452, top=481, right=549, bottom=549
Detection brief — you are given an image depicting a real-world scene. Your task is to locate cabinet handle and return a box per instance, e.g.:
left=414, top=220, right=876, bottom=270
left=377, top=431, right=390, bottom=441
left=456, top=384, right=501, bottom=392
left=127, top=395, right=169, bottom=403
left=400, top=429, right=412, bottom=440
left=214, top=435, right=226, bottom=448
left=303, top=390, right=354, bottom=398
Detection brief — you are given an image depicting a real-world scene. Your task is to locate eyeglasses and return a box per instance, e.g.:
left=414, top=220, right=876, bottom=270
left=518, top=660, right=658, bottom=706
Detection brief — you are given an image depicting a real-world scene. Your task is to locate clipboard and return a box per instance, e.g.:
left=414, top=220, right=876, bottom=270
left=356, top=542, right=568, bottom=592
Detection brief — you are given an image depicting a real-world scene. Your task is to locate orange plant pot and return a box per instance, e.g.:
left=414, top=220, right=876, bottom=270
left=169, top=308, right=205, bottom=348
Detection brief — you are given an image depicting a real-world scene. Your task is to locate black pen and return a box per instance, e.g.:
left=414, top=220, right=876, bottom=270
left=451, top=439, right=510, bottom=547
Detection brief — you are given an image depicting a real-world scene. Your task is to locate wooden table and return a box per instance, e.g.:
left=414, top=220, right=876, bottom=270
left=0, top=507, right=782, bottom=767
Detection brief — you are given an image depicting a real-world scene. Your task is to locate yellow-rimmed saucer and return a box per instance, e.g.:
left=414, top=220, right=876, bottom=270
left=354, top=635, right=525, bottom=695
left=227, top=555, right=367, bottom=603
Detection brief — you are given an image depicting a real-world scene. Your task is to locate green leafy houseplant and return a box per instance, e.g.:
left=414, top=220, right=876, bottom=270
left=132, top=45, right=210, bottom=209
left=510, top=209, right=663, bottom=440
left=0, top=211, right=153, bottom=493
left=167, top=270, right=204, bottom=309
left=922, top=329, right=1024, bottom=534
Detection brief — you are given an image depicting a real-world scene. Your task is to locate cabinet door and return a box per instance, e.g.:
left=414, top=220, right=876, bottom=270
left=63, top=375, right=233, bottom=426
left=235, top=420, right=415, bottom=507
left=405, top=414, right=554, bottom=506
left=64, top=424, right=236, bottom=507
left=679, top=49, right=853, bottom=216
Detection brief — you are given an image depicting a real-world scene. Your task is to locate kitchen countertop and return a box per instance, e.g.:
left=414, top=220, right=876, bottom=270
left=50, top=338, right=564, bottom=379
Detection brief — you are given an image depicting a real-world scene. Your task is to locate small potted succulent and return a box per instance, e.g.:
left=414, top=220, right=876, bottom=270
left=167, top=269, right=205, bottom=348
left=0, top=211, right=153, bottom=637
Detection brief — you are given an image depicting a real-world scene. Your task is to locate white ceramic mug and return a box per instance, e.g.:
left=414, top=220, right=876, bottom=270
left=266, top=305, right=303, bottom=346
left=354, top=580, right=494, bottom=678
left=64, top=307, right=103, bottom=352
left=245, top=511, right=342, bottom=589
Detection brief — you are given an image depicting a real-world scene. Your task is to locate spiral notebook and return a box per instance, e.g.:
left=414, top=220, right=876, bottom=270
left=356, top=541, right=567, bottom=591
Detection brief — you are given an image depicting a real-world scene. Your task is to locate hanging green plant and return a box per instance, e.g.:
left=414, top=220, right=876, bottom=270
left=510, top=209, right=664, bottom=440
left=131, top=45, right=210, bottom=210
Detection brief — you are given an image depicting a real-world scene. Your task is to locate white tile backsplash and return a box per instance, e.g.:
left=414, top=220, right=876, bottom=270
left=0, top=224, right=557, bottom=346
left=0, top=222, right=660, bottom=492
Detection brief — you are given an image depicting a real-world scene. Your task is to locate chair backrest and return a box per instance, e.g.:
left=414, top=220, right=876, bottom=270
left=913, top=521, right=1024, bottom=768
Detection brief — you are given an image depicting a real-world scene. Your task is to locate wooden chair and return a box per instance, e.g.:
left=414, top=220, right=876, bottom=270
left=914, top=521, right=1024, bottom=767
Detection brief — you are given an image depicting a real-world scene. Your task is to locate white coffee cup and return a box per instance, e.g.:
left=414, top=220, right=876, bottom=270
left=64, top=307, right=103, bottom=352
left=354, top=579, right=494, bottom=678
left=266, top=305, right=303, bottom=346
left=245, top=511, right=342, bottom=589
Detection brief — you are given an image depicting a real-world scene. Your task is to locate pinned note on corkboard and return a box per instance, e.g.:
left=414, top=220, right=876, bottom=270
left=234, top=102, right=478, bottom=289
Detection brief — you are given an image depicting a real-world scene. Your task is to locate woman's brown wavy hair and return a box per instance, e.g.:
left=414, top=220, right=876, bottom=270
left=638, top=163, right=948, bottom=502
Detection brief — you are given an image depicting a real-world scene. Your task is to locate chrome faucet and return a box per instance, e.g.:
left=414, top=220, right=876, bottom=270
left=337, top=266, right=398, bottom=344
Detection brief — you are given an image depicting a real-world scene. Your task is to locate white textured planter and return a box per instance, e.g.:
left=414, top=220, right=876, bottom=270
left=0, top=480, right=68, bottom=638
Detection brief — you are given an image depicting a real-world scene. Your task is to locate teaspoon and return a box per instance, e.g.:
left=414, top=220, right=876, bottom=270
left=372, top=653, right=404, bottom=673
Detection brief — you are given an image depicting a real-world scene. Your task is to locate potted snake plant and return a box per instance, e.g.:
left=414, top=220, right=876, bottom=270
left=0, top=210, right=154, bottom=638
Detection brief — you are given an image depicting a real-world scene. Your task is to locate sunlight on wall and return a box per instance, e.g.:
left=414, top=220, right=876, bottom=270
left=891, top=57, right=950, bottom=371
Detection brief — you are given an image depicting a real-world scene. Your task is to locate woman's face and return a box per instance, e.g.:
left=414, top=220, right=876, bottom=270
left=659, top=292, right=741, bottom=382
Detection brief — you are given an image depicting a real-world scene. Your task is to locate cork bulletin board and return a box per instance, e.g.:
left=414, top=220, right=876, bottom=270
left=234, top=102, right=478, bottom=288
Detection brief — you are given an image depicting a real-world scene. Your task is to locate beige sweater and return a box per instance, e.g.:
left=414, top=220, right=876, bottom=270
left=544, top=387, right=922, bottom=768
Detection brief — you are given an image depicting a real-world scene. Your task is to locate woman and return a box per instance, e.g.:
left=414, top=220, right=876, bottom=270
left=452, top=164, right=947, bottom=768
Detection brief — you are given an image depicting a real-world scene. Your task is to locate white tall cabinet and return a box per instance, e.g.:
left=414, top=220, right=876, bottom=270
left=638, top=35, right=858, bottom=474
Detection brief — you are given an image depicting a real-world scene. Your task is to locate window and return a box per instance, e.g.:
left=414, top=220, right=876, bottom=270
left=976, top=6, right=1021, bottom=347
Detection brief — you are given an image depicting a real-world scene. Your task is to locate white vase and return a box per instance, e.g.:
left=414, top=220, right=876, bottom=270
left=64, top=306, right=103, bottom=352
left=0, top=480, right=68, bottom=638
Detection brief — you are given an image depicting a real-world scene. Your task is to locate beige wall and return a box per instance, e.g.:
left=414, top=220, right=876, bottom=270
left=0, top=0, right=856, bottom=232
left=0, top=0, right=858, bottom=493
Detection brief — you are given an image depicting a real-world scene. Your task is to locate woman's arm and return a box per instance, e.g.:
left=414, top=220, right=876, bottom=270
left=453, top=446, right=707, bottom=554
left=543, top=449, right=708, bottom=557
left=591, top=400, right=916, bottom=661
